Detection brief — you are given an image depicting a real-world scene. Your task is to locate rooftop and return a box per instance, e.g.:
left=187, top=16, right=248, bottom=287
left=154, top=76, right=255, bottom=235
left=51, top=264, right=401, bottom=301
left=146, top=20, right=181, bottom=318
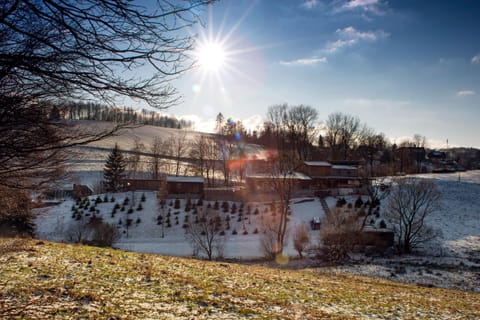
left=304, top=161, right=332, bottom=167
left=246, top=171, right=312, bottom=180
left=166, top=176, right=205, bottom=183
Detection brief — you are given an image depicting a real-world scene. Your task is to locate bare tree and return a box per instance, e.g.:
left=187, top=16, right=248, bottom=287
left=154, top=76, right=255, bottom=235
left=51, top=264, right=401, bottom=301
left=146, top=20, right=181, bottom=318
left=189, top=135, right=210, bottom=178
left=263, top=151, right=301, bottom=256
left=185, top=206, right=227, bottom=260
left=205, top=136, right=220, bottom=186
left=319, top=207, right=362, bottom=262
left=0, top=186, right=34, bottom=236
left=0, top=0, right=213, bottom=224
left=259, top=216, right=284, bottom=260
left=324, top=112, right=362, bottom=160
left=217, top=137, right=234, bottom=186
left=128, top=136, right=145, bottom=178
left=286, top=105, right=318, bottom=161
left=166, top=131, right=189, bottom=176
left=386, top=178, right=441, bottom=254
left=1, top=0, right=212, bottom=107
left=149, top=136, right=166, bottom=179
left=266, top=104, right=318, bottom=160
left=293, top=223, right=310, bottom=258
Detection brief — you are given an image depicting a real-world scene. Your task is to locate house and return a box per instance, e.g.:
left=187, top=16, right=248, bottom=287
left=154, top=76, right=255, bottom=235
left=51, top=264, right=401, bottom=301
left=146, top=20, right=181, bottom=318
left=245, top=172, right=312, bottom=193
left=124, top=179, right=163, bottom=191
left=298, top=161, right=361, bottom=191
left=300, top=161, right=332, bottom=177
left=166, top=176, right=205, bottom=196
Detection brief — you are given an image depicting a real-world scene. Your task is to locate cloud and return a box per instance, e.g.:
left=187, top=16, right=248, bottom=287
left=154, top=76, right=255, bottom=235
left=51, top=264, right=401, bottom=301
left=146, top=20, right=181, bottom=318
left=471, top=54, right=480, bottom=64
left=342, top=98, right=410, bottom=108
left=456, top=90, right=475, bottom=97
left=339, top=0, right=387, bottom=15
left=279, top=56, right=327, bottom=66
left=324, top=26, right=389, bottom=53
left=301, top=0, right=319, bottom=9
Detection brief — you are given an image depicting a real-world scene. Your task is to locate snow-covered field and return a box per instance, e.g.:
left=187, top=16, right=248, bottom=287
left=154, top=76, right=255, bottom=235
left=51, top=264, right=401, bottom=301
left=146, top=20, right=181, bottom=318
left=34, top=170, right=480, bottom=291
left=35, top=194, right=325, bottom=259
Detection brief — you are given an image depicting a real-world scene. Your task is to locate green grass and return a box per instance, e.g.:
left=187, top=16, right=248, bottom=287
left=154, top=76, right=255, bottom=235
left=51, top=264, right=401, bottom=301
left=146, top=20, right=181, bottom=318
left=1, top=238, right=478, bottom=319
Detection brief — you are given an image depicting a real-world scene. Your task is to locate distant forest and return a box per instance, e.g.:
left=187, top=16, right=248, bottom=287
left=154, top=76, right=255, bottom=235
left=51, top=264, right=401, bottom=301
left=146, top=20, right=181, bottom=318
left=50, top=101, right=193, bottom=129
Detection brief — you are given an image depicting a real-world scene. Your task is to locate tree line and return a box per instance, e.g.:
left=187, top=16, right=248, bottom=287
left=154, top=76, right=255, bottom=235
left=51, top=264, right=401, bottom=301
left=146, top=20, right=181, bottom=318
left=49, top=101, right=193, bottom=129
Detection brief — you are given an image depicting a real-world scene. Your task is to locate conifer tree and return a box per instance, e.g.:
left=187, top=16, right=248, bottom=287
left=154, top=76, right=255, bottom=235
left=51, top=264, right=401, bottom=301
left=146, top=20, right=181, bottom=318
left=103, top=144, right=127, bottom=192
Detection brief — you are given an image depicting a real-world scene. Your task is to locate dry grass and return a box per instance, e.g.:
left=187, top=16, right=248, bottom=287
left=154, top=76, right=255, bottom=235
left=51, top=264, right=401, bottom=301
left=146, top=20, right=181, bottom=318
left=0, top=239, right=478, bottom=319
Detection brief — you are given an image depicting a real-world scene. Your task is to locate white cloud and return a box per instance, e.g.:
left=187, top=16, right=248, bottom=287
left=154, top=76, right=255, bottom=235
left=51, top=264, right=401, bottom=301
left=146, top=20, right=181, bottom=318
left=279, top=56, right=327, bottom=66
left=241, top=114, right=264, bottom=132
left=301, top=0, right=319, bottom=9
left=471, top=54, right=480, bottom=64
left=339, top=0, right=387, bottom=15
left=343, top=0, right=379, bottom=9
left=342, top=98, right=410, bottom=108
left=456, top=90, right=475, bottom=97
left=337, top=26, right=388, bottom=40
left=324, top=26, right=389, bottom=53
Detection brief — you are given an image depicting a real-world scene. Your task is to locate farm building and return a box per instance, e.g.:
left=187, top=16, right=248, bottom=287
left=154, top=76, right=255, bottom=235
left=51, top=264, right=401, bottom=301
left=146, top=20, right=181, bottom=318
left=166, top=176, right=205, bottom=196
left=124, top=179, right=162, bottom=191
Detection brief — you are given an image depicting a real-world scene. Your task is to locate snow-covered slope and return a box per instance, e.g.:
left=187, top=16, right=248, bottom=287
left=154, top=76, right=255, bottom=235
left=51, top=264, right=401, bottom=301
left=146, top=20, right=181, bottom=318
left=35, top=171, right=480, bottom=260
left=35, top=194, right=325, bottom=259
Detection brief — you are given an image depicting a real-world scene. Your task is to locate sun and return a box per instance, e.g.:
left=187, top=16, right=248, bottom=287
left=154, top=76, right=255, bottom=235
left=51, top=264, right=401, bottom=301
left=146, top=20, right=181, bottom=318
left=196, top=42, right=226, bottom=72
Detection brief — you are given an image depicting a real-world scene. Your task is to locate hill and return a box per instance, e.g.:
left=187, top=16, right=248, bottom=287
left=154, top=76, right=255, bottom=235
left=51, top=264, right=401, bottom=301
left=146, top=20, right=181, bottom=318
left=1, top=238, right=478, bottom=319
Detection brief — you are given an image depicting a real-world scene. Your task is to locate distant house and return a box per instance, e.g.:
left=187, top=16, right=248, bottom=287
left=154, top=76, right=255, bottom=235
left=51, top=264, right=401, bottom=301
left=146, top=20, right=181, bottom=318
left=245, top=172, right=312, bottom=193
left=300, top=161, right=332, bottom=177
left=43, top=184, right=93, bottom=200
left=298, top=161, right=361, bottom=191
left=166, top=176, right=205, bottom=196
left=124, top=179, right=163, bottom=191
left=72, top=184, right=94, bottom=199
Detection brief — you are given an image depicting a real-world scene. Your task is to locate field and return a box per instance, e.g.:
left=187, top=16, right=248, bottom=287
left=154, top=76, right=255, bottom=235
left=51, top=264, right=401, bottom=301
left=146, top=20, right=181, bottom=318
left=1, top=238, right=478, bottom=319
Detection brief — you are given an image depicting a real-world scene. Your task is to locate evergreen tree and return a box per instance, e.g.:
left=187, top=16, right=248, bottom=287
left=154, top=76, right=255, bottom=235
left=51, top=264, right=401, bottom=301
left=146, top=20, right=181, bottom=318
left=103, top=143, right=127, bottom=192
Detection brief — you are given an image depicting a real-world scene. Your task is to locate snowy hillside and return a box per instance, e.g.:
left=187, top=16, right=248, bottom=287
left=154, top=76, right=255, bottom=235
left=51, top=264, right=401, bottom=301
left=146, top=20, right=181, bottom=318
left=36, top=171, right=480, bottom=260
left=35, top=194, right=324, bottom=259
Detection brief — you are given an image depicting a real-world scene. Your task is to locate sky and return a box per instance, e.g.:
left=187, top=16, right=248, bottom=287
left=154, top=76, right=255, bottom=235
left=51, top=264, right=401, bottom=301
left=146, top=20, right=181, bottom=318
left=167, top=0, right=479, bottom=149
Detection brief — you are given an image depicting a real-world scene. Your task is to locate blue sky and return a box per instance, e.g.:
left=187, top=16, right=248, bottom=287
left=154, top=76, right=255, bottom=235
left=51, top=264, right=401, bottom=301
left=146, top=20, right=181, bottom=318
left=170, top=0, right=479, bottom=148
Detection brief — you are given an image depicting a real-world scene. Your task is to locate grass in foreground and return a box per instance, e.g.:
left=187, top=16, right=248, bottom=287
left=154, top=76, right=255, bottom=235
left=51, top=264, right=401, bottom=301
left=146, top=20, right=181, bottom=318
left=0, top=238, right=478, bottom=319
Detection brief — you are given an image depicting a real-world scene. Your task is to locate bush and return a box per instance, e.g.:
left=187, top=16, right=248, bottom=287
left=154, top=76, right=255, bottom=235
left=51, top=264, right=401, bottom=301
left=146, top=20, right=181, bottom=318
left=90, top=221, right=120, bottom=247
left=336, top=197, right=347, bottom=207
left=354, top=196, right=364, bottom=208
left=174, top=198, right=180, bottom=209
left=136, top=203, right=143, bottom=211
left=232, top=229, right=237, bottom=235
left=141, top=193, right=146, bottom=202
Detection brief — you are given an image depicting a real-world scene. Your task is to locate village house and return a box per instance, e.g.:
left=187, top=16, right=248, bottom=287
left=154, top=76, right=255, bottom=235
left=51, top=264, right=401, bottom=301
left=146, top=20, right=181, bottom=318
left=298, top=161, right=361, bottom=191
left=244, top=160, right=362, bottom=197
left=166, top=176, right=205, bottom=197
left=245, top=172, right=312, bottom=193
